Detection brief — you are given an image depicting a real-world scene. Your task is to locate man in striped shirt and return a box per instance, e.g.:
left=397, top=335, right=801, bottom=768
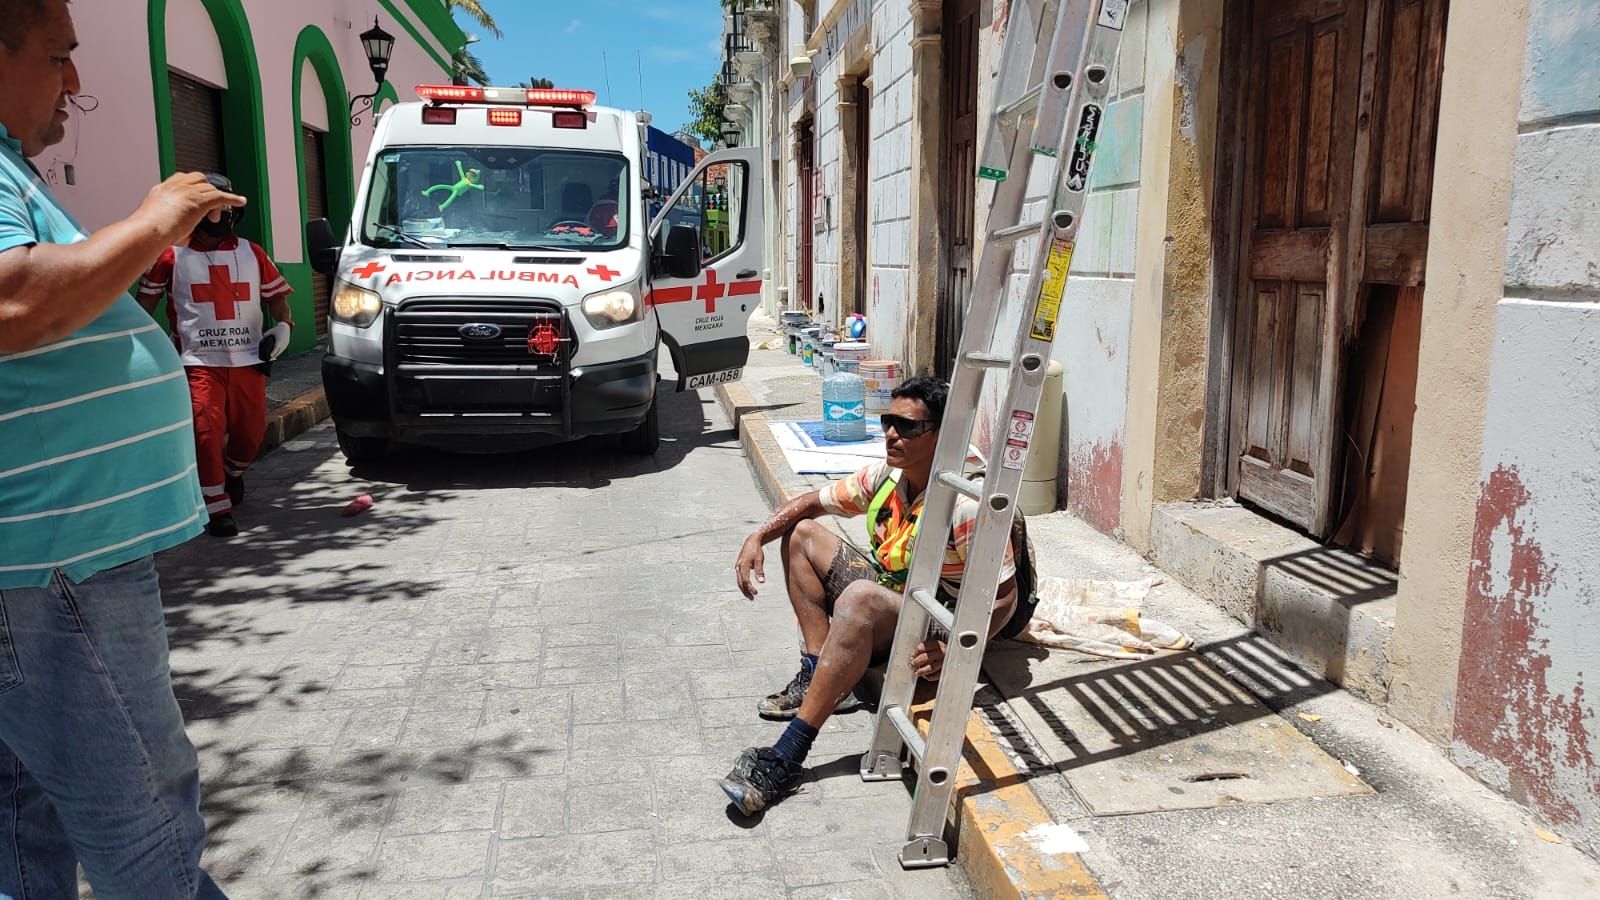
left=720, top=376, right=1033, bottom=816
left=0, top=0, right=243, bottom=895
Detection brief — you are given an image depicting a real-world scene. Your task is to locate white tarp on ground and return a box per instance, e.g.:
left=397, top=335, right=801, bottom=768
left=769, top=420, right=886, bottom=474
left=1019, top=575, right=1194, bottom=659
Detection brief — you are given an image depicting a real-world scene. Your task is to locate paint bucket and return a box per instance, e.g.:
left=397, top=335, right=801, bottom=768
left=833, top=341, right=871, bottom=368
left=859, top=360, right=903, bottom=414
left=800, top=338, right=814, bottom=366
left=817, top=340, right=837, bottom=373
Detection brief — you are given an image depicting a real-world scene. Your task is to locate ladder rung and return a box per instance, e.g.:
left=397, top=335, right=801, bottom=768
left=935, top=470, right=982, bottom=501
left=962, top=351, right=1012, bottom=369
left=994, top=82, right=1043, bottom=125
left=910, top=587, right=955, bottom=634
left=989, top=222, right=1037, bottom=245
left=886, top=705, right=926, bottom=764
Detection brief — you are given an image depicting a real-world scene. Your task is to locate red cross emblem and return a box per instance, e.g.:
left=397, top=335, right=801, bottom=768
left=352, top=261, right=386, bottom=280
left=190, top=265, right=249, bottom=320
left=528, top=321, right=561, bottom=356
left=586, top=264, right=620, bottom=283
left=696, top=269, right=726, bottom=313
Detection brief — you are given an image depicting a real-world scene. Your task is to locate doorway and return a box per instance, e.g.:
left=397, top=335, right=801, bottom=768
left=1223, top=0, right=1447, bottom=564
left=797, top=118, right=816, bottom=316
left=850, top=73, right=871, bottom=318
left=935, top=0, right=980, bottom=379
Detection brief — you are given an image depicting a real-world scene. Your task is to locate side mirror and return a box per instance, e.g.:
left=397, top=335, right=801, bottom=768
left=661, top=224, right=700, bottom=279
left=305, top=218, right=340, bottom=276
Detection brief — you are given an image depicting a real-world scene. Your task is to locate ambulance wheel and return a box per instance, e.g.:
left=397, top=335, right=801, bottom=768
left=622, top=398, right=659, bottom=455
left=337, top=429, right=389, bottom=464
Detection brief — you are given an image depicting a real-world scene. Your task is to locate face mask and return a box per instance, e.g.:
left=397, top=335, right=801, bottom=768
left=196, top=216, right=234, bottom=240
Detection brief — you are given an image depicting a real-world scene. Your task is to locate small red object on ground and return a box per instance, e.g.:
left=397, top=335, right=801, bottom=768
left=342, top=494, right=374, bottom=517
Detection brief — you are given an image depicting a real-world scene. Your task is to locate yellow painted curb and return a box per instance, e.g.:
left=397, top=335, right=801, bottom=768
left=913, top=695, right=1107, bottom=899
left=718, top=381, right=1107, bottom=899
left=261, top=386, right=329, bottom=454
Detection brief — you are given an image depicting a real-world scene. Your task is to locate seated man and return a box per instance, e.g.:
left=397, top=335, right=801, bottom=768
left=720, top=375, right=1033, bottom=815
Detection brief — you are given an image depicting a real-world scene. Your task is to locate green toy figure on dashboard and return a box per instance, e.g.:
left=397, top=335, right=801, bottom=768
left=422, top=160, right=484, bottom=211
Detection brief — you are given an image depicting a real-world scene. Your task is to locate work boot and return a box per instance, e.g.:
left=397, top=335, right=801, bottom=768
left=207, top=513, right=239, bottom=538
left=757, top=664, right=865, bottom=720
left=226, top=473, right=246, bottom=507
left=718, top=746, right=803, bottom=816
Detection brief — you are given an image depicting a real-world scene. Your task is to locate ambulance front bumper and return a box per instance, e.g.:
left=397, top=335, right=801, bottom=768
left=321, top=351, right=657, bottom=447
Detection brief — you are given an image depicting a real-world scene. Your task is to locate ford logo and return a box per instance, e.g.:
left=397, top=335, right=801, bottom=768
left=458, top=323, right=502, bottom=341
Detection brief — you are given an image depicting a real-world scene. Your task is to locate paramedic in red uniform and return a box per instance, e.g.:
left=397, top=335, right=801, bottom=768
left=137, top=173, right=292, bottom=537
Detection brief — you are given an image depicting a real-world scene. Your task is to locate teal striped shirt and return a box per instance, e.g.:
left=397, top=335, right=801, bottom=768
left=0, top=127, right=205, bottom=588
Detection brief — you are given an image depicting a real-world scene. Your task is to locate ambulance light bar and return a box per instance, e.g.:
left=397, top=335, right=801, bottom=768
left=416, top=85, right=597, bottom=108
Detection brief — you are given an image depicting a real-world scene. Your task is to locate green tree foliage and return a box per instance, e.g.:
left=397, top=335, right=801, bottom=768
left=451, top=48, right=489, bottom=86
left=445, top=0, right=503, bottom=38
left=518, top=77, right=556, bottom=89
left=685, top=76, right=727, bottom=146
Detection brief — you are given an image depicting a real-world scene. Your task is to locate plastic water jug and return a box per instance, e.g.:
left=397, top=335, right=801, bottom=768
left=822, top=372, right=867, bottom=442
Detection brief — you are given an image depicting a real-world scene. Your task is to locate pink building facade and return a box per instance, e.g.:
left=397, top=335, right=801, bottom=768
left=47, top=0, right=464, bottom=354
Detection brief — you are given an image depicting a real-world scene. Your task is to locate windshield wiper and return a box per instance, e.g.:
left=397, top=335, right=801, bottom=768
left=445, top=241, right=513, bottom=250
left=371, top=224, right=434, bottom=249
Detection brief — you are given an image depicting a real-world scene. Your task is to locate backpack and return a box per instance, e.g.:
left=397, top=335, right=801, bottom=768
left=1009, top=511, right=1041, bottom=626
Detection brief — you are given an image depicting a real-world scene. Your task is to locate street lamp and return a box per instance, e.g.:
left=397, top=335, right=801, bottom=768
left=721, top=127, right=740, bottom=147
left=348, top=17, right=396, bottom=126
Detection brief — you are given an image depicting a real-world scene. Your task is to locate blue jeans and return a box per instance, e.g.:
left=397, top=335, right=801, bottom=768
left=0, top=557, right=225, bottom=899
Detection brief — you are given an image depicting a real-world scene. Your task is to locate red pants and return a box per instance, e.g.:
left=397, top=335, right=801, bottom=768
left=187, top=365, right=267, bottom=517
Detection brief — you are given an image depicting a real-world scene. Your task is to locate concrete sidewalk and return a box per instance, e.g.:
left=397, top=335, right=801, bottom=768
left=262, top=344, right=330, bottom=454
left=716, top=310, right=1600, bottom=899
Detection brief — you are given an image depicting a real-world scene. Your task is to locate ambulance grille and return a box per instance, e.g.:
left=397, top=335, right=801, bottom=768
left=391, top=298, right=574, bottom=368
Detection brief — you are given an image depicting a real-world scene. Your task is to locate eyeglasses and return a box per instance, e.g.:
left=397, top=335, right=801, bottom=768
left=880, top=414, right=938, bottom=438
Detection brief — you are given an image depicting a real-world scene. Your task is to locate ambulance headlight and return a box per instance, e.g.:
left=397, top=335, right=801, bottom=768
left=331, top=280, right=382, bottom=328
left=581, top=284, right=643, bottom=328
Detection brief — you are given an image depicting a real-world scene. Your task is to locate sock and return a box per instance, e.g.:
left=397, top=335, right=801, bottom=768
left=772, top=717, right=818, bottom=766
left=800, top=653, right=818, bottom=675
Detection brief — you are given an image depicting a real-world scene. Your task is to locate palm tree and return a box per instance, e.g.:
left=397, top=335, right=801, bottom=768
left=451, top=46, right=489, bottom=86
left=517, top=77, right=555, bottom=89
left=445, top=0, right=502, bottom=39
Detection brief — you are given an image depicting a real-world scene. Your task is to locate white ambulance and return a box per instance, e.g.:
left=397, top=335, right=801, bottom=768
left=306, top=85, right=764, bottom=461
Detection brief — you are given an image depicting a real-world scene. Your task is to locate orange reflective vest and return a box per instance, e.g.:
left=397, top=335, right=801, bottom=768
left=866, top=471, right=922, bottom=590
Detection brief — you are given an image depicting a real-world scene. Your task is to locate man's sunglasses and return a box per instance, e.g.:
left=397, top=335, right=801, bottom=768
left=880, top=414, right=938, bottom=438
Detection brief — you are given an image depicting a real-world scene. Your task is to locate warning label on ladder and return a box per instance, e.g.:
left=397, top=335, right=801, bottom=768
left=1030, top=239, right=1074, bottom=341
left=1002, top=410, right=1035, bottom=471
left=1099, top=0, right=1130, bottom=30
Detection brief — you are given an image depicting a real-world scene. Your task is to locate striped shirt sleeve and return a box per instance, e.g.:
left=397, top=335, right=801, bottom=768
left=819, top=462, right=890, bottom=518
left=250, top=241, right=292, bottom=299
left=0, top=176, right=37, bottom=254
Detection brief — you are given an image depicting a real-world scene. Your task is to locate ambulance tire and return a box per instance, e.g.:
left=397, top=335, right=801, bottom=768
left=622, top=397, right=660, bottom=455
left=336, top=428, right=389, bottom=465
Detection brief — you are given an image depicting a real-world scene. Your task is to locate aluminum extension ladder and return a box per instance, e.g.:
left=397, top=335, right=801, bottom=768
left=859, top=0, right=1131, bottom=870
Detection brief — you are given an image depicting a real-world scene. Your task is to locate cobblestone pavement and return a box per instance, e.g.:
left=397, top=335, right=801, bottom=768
left=154, top=387, right=971, bottom=899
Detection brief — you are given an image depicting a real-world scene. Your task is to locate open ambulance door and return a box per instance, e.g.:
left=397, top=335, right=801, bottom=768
left=648, top=147, right=765, bottom=392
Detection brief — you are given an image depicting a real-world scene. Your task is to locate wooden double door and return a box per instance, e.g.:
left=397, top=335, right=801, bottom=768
left=1227, top=0, right=1446, bottom=543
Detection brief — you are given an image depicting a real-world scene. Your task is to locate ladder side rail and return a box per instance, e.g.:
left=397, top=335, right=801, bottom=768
left=860, top=0, right=1084, bottom=786
left=880, top=0, right=1134, bottom=869
left=861, top=0, right=1101, bottom=785
left=858, top=118, right=1050, bottom=783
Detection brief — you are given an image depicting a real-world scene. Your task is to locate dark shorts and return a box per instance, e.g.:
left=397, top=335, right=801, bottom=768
left=821, top=541, right=1032, bottom=641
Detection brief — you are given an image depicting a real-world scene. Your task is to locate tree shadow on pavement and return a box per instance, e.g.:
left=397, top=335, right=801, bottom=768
left=152, top=384, right=739, bottom=889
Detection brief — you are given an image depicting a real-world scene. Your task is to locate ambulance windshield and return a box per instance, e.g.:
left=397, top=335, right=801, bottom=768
left=360, top=147, right=630, bottom=251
